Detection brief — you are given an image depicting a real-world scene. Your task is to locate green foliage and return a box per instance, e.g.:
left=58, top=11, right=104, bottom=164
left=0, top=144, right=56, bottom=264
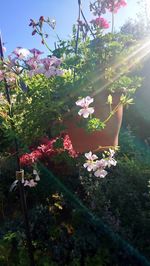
left=109, top=75, right=142, bottom=94
left=87, top=118, right=106, bottom=132
left=0, top=10, right=146, bottom=266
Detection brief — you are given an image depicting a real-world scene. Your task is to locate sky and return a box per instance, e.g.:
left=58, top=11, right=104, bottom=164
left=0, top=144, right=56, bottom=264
left=0, top=0, right=141, bottom=55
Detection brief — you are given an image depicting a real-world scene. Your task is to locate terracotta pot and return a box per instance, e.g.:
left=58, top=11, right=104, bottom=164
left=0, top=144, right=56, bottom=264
left=65, top=91, right=123, bottom=153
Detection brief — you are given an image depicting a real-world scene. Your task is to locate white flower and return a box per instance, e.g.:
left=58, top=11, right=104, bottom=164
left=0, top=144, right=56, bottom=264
left=107, top=157, right=117, bottom=168
left=76, top=96, right=94, bottom=107
left=24, top=179, right=37, bottom=187
left=93, top=159, right=108, bottom=178
left=94, top=169, right=108, bottom=178
left=76, top=96, right=94, bottom=118
left=109, top=148, right=115, bottom=157
left=78, top=107, right=94, bottom=118
left=33, top=169, right=40, bottom=181
left=106, top=149, right=117, bottom=168
left=83, top=151, right=98, bottom=171
left=85, top=151, right=98, bottom=161
left=13, top=47, right=31, bottom=59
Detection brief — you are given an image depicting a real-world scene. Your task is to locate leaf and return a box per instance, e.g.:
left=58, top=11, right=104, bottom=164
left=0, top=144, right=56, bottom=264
left=87, top=118, right=106, bottom=132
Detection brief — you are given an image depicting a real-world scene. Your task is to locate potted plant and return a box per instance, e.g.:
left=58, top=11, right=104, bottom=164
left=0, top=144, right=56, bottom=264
left=0, top=0, right=142, bottom=169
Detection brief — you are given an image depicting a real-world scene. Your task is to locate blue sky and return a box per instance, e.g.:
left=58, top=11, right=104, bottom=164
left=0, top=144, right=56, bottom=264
left=0, top=0, right=140, bottom=55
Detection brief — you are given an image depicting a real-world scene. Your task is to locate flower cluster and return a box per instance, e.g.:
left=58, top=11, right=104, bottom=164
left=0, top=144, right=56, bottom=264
left=10, top=169, right=40, bottom=191
left=20, top=134, right=78, bottom=167
left=90, top=0, right=127, bottom=16
left=83, top=149, right=117, bottom=178
left=24, top=169, right=40, bottom=187
left=29, top=16, right=56, bottom=38
left=76, top=96, right=94, bottom=118
left=108, top=0, right=127, bottom=13
left=0, top=47, right=63, bottom=85
left=90, top=17, right=110, bottom=29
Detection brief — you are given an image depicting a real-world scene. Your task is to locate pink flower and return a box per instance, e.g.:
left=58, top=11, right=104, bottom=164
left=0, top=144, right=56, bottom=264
left=90, top=17, right=110, bottom=29
left=38, top=66, right=56, bottom=78
left=24, top=179, right=37, bottom=187
left=94, top=168, right=108, bottom=178
left=63, top=134, right=78, bottom=157
left=106, top=149, right=117, bottom=167
left=83, top=151, right=98, bottom=171
left=29, top=48, right=43, bottom=58
left=13, top=47, right=30, bottom=59
left=76, top=96, right=94, bottom=118
left=36, top=56, right=62, bottom=78
left=41, top=56, right=61, bottom=69
left=20, top=153, right=32, bottom=166
left=26, top=58, right=39, bottom=70
left=108, top=0, right=127, bottom=13
left=93, top=159, right=108, bottom=178
left=30, top=150, right=42, bottom=162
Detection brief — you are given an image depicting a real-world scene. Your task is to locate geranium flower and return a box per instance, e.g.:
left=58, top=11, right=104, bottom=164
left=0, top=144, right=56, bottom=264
left=20, top=153, right=32, bottom=166
left=83, top=151, right=98, bottom=171
left=90, top=17, right=109, bottom=29
left=24, top=179, right=37, bottom=187
left=36, top=57, right=63, bottom=78
left=29, top=48, right=43, bottom=58
left=106, top=149, right=117, bottom=168
left=76, top=96, right=94, bottom=118
left=93, top=159, right=108, bottom=178
left=63, top=134, right=78, bottom=157
left=13, top=47, right=31, bottom=59
left=108, top=0, right=127, bottom=13
left=33, top=169, right=40, bottom=181
left=26, top=57, right=40, bottom=77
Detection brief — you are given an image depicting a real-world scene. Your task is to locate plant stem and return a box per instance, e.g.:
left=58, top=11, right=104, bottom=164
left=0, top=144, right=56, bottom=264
left=103, top=102, right=121, bottom=124
left=81, top=9, right=95, bottom=39
left=36, top=27, right=53, bottom=53
left=75, top=0, right=81, bottom=54
left=0, top=32, right=35, bottom=266
left=111, top=11, right=114, bottom=33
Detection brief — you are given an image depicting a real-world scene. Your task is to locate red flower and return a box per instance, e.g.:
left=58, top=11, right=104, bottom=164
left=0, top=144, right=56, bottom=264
left=20, top=153, right=32, bottom=167
left=30, top=150, right=42, bottom=162
left=63, top=134, right=78, bottom=158
left=90, top=17, right=110, bottom=29
left=20, top=134, right=78, bottom=167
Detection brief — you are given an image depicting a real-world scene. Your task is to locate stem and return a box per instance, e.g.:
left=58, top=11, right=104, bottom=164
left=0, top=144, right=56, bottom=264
left=103, top=102, right=121, bottom=124
left=75, top=0, right=81, bottom=54
left=0, top=32, right=35, bottom=266
left=42, top=37, right=53, bottom=53
left=36, top=27, right=53, bottom=53
left=81, top=9, right=96, bottom=39
left=111, top=1, right=115, bottom=34
left=73, top=0, right=82, bottom=80
left=111, top=11, right=114, bottom=34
